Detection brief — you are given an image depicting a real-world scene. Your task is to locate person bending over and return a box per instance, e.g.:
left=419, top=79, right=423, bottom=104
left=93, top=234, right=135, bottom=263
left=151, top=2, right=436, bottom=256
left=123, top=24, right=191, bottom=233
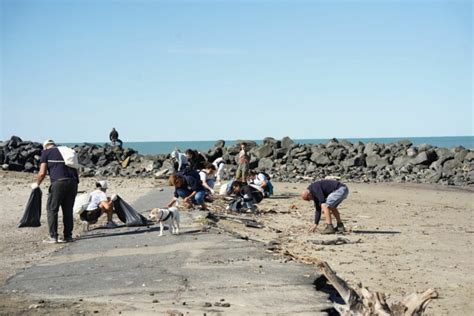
left=301, top=179, right=349, bottom=234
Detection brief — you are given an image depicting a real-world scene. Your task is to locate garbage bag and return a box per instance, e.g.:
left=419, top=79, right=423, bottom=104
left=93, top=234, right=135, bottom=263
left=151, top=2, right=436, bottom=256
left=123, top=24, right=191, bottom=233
left=113, top=195, right=148, bottom=226
left=18, top=187, right=42, bottom=227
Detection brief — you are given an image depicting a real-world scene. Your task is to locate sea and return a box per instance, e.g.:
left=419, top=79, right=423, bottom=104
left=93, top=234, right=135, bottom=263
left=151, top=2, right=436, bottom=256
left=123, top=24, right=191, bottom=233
left=65, top=136, right=474, bottom=155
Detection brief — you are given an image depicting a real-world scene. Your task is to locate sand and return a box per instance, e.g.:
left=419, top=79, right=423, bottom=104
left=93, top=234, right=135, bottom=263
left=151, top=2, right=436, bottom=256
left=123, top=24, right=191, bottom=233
left=0, top=170, right=473, bottom=315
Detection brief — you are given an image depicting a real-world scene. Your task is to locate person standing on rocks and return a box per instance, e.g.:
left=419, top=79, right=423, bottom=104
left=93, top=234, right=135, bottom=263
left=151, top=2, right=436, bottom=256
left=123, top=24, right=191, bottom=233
left=33, top=140, right=79, bottom=243
left=301, top=179, right=349, bottom=234
left=236, top=143, right=250, bottom=182
left=109, top=127, right=123, bottom=149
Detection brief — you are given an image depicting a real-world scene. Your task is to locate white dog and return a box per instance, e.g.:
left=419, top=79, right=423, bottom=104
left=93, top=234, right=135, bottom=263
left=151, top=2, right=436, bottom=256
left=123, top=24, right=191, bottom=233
left=149, top=207, right=180, bottom=236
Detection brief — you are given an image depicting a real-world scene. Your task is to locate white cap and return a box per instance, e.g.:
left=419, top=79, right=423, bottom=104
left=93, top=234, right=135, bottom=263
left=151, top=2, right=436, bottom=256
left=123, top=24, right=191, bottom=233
left=43, top=139, right=55, bottom=149
left=98, top=180, right=108, bottom=189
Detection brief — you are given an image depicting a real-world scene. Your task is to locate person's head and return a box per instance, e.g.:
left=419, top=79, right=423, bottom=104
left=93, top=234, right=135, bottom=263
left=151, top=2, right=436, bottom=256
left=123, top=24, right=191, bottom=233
left=203, top=162, right=216, bottom=174
left=96, top=180, right=108, bottom=191
left=231, top=181, right=244, bottom=193
left=248, top=170, right=257, bottom=180
left=240, top=143, right=247, bottom=150
left=185, top=149, right=196, bottom=159
left=42, top=139, right=56, bottom=150
left=301, top=189, right=313, bottom=201
left=169, top=174, right=185, bottom=187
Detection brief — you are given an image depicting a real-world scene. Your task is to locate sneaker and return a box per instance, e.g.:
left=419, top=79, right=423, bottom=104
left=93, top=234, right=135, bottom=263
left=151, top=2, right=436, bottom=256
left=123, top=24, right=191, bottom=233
left=42, top=237, right=58, bottom=244
left=58, top=237, right=74, bottom=243
left=105, top=221, right=118, bottom=228
left=320, top=224, right=336, bottom=235
left=335, top=222, right=345, bottom=233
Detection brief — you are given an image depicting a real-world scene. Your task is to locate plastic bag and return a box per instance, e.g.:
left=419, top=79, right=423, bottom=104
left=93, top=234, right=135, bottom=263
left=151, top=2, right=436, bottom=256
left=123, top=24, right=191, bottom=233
left=18, top=187, right=42, bottom=227
left=113, top=195, right=148, bottom=226
left=73, top=193, right=90, bottom=215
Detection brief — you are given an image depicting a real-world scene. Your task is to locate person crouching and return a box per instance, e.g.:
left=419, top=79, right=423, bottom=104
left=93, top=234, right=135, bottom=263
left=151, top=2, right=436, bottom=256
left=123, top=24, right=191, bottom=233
left=80, top=180, right=117, bottom=230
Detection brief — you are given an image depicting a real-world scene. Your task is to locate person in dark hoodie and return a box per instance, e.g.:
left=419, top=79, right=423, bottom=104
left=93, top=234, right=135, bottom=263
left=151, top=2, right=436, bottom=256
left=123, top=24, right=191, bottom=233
left=167, top=170, right=207, bottom=210
left=185, top=149, right=207, bottom=171
left=230, top=181, right=263, bottom=212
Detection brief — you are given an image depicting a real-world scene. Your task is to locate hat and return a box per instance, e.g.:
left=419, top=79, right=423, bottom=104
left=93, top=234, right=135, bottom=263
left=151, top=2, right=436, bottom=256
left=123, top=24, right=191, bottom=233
left=43, top=139, right=55, bottom=149
left=98, top=180, right=108, bottom=189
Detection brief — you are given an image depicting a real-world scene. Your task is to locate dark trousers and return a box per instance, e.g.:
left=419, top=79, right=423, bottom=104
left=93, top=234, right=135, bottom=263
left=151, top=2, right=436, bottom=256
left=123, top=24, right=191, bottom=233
left=47, top=179, right=78, bottom=239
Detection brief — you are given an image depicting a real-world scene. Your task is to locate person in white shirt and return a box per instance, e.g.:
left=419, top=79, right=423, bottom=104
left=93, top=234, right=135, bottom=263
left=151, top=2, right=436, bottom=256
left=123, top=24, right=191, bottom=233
left=171, top=150, right=188, bottom=172
left=80, top=180, right=117, bottom=228
left=212, top=157, right=225, bottom=185
left=199, top=162, right=217, bottom=194
left=248, top=170, right=274, bottom=197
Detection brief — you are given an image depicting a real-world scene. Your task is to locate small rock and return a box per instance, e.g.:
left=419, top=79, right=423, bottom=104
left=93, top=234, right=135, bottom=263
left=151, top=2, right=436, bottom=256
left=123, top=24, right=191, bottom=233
left=153, top=299, right=159, bottom=303
left=204, top=302, right=212, bottom=307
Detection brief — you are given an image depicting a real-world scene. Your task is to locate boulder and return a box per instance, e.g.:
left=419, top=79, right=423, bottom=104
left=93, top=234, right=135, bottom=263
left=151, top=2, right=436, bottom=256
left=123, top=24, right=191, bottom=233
left=363, top=142, right=381, bottom=155
left=366, top=154, right=388, bottom=168
left=255, top=144, right=274, bottom=159
left=214, top=140, right=225, bottom=148
left=342, top=154, right=366, bottom=168
left=412, top=150, right=437, bottom=166
left=310, top=153, right=332, bottom=166
left=281, top=136, right=295, bottom=149
left=258, top=158, right=274, bottom=170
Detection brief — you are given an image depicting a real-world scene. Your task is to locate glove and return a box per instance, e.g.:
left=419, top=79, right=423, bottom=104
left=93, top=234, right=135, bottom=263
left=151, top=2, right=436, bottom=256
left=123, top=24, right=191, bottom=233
left=30, top=183, right=39, bottom=190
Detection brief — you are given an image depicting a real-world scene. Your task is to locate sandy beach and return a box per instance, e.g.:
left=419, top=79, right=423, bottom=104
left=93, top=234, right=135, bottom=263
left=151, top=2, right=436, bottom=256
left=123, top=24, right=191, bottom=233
left=0, top=170, right=473, bottom=315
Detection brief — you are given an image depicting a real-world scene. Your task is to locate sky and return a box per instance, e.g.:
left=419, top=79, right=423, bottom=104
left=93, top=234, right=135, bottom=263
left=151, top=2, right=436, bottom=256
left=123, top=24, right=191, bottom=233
left=0, top=0, right=472, bottom=142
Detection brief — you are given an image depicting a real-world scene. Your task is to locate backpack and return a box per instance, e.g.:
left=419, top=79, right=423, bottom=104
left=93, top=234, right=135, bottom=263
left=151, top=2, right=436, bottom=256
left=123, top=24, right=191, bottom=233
left=57, top=146, right=81, bottom=169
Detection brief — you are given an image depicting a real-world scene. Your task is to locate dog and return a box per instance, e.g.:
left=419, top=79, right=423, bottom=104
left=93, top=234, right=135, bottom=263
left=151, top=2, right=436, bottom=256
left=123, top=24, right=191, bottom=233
left=149, top=207, right=180, bottom=236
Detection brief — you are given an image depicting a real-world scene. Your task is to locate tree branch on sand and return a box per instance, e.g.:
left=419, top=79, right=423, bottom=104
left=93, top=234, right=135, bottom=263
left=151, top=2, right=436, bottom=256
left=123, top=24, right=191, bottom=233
left=316, top=260, right=438, bottom=316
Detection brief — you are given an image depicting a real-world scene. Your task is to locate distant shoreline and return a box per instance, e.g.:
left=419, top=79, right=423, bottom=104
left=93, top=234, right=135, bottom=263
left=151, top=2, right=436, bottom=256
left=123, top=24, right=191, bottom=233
left=63, top=136, right=474, bottom=155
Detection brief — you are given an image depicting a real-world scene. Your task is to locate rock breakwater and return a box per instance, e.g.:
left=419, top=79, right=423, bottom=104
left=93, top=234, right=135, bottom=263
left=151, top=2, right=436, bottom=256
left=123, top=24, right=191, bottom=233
left=1, top=136, right=473, bottom=186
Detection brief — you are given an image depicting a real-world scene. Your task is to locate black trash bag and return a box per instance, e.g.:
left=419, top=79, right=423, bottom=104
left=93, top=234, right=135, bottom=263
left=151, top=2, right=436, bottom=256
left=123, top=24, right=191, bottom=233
left=113, top=195, right=148, bottom=226
left=18, top=187, right=42, bottom=227
left=228, top=198, right=243, bottom=212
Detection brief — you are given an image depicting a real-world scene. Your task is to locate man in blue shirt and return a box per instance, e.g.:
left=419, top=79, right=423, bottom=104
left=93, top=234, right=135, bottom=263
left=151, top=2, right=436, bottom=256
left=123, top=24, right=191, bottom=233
left=301, top=179, right=349, bottom=234
left=33, top=140, right=79, bottom=243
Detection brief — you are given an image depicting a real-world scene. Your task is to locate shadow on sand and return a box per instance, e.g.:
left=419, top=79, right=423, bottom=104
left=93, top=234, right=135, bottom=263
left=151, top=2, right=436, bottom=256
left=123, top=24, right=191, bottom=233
left=351, top=230, right=400, bottom=235
left=78, top=225, right=204, bottom=240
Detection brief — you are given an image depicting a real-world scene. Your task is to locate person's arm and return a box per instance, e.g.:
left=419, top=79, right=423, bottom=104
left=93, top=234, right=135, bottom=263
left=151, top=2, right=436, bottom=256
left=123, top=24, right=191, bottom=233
left=35, top=162, right=47, bottom=187
left=167, top=197, right=178, bottom=208
left=308, top=201, right=322, bottom=233
left=183, top=191, right=196, bottom=203
left=177, top=154, right=183, bottom=171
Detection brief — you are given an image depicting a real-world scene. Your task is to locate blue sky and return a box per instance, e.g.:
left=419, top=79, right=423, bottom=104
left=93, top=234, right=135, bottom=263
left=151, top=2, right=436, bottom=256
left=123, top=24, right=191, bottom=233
left=1, top=0, right=472, bottom=142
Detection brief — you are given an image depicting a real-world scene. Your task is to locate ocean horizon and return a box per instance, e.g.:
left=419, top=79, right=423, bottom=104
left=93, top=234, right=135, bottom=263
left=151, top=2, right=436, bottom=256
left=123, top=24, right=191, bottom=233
left=64, top=136, right=474, bottom=155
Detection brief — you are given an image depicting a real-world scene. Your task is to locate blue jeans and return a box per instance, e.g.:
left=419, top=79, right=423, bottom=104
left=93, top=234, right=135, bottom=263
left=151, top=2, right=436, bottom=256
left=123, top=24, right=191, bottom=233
left=176, top=188, right=206, bottom=205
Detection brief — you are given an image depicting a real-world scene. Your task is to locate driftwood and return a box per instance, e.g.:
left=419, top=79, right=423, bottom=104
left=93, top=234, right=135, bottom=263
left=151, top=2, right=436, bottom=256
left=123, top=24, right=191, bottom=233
left=311, top=237, right=362, bottom=245
left=316, top=260, right=438, bottom=316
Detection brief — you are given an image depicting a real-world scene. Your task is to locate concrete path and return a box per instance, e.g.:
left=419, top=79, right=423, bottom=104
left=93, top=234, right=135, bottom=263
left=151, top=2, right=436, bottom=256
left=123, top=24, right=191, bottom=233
left=4, top=188, right=332, bottom=315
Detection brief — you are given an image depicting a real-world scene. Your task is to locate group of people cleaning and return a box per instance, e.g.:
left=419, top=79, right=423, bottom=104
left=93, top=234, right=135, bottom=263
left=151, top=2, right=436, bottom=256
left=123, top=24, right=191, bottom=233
left=35, top=139, right=349, bottom=244
left=166, top=143, right=274, bottom=212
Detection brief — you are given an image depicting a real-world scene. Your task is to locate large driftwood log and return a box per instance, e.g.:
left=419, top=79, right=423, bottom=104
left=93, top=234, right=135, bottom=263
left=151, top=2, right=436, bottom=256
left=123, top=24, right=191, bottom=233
left=316, top=261, right=438, bottom=316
